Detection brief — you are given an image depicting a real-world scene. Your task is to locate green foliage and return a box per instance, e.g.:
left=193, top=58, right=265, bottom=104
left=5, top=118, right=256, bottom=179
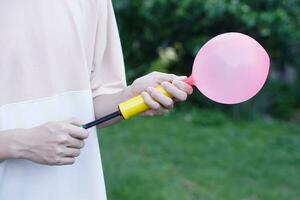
left=112, top=0, right=300, bottom=119
left=100, top=109, right=300, bottom=200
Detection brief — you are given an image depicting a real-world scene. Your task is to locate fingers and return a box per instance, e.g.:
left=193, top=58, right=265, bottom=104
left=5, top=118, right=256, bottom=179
left=151, top=73, right=193, bottom=96
left=172, top=80, right=193, bottom=95
left=145, top=80, right=191, bottom=108
left=147, top=87, right=174, bottom=109
left=161, top=81, right=188, bottom=101
left=171, top=76, right=193, bottom=95
left=151, top=71, right=178, bottom=83
left=57, top=157, right=76, bottom=165
left=137, top=72, right=193, bottom=116
left=66, top=136, right=85, bottom=149
left=65, top=118, right=85, bottom=126
left=142, top=92, right=161, bottom=110
left=142, top=92, right=170, bottom=115
left=176, top=76, right=188, bottom=81
left=63, top=148, right=81, bottom=157
left=64, top=124, right=89, bottom=140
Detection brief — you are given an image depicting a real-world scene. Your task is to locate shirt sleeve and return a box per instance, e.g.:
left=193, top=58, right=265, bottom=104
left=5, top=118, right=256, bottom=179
left=91, top=0, right=127, bottom=98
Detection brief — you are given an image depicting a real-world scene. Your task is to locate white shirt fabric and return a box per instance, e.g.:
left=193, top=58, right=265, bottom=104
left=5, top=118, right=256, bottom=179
left=0, top=0, right=126, bottom=199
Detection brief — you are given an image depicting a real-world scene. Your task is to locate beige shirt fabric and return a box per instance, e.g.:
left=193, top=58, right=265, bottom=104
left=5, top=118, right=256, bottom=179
left=0, top=0, right=126, bottom=199
left=0, top=0, right=126, bottom=106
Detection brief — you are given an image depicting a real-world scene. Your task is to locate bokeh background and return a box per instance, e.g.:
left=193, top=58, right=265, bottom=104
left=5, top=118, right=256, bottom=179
left=99, top=1, right=300, bottom=199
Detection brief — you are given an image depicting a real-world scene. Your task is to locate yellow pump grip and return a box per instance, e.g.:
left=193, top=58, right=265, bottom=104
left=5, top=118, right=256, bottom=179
left=118, top=85, right=172, bottom=120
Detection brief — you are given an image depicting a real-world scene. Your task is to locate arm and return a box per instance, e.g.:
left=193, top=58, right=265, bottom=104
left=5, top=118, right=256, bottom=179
left=0, top=118, right=88, bottom=165
left=93, top=86, right=133, bottom=128
left=91, top=4, right=192, bottom=124
left=0, top=129, right=22, bottom=160
left=93, top=72, right=193, bottom=128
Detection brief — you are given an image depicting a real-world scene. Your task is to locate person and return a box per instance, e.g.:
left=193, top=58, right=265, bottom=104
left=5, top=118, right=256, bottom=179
left=0, top=1, right=193, bottom=200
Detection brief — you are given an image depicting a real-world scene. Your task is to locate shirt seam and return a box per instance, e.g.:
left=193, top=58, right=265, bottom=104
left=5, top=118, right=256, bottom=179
left=0, top=89, right=92, bottom=110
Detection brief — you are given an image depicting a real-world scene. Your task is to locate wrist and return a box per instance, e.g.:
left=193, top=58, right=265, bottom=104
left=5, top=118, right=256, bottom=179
left=123, top=85, right=136, bottom=100
left=0, top=129, right=22, bottom=160
left=7, top=128, right=32, bottom=160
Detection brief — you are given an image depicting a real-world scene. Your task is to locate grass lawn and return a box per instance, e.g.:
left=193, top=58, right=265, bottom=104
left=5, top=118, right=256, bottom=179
left=98, top=109, right=300, bottom=200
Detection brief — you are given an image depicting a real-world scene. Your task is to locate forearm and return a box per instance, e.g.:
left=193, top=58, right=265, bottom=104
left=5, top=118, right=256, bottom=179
left=92, top=72, right=192, bottom=128
left=0, top=129, right=23, bottom=161
left=93, top=86, right=134, bottom=128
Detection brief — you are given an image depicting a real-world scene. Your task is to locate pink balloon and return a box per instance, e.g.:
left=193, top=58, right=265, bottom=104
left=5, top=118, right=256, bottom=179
left=186, top=32, right=270, bottom=104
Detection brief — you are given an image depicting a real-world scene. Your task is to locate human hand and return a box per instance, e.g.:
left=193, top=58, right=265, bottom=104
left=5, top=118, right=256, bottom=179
left=15, top=118, right=89, bottom=166
left=129, top=71, right=193, bottom=116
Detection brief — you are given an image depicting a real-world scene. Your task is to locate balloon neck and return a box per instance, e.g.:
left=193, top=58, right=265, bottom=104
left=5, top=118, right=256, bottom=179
left=184, top=76, right=194, bottom=86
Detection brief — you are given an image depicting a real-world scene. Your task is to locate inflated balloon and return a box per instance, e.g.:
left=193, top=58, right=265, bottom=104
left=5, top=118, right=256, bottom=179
left=186, top=32, right=270, bottom=104
left=82, top=32, right=270, bottom=129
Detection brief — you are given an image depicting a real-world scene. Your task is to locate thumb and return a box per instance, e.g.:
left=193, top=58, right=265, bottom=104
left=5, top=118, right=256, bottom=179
left=155, top=72, right=179, bottom=83
left=175, top=76, right=188, bottom=81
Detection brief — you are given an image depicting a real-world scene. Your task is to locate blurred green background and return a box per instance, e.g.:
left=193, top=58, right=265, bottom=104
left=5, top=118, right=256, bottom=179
left=99, top=1, right=300, bottom=199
